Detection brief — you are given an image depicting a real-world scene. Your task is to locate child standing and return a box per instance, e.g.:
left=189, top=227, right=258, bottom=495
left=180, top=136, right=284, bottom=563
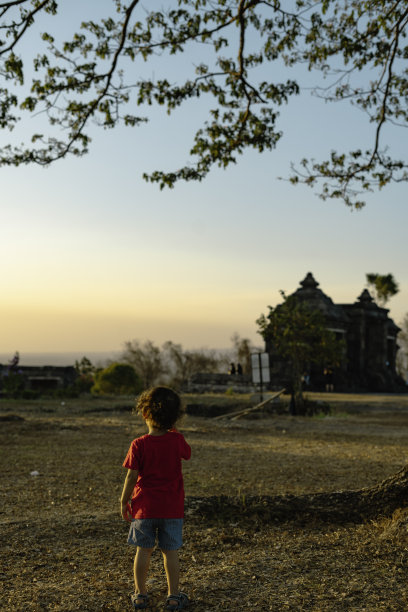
left=120, top=387, right=191, bottom=611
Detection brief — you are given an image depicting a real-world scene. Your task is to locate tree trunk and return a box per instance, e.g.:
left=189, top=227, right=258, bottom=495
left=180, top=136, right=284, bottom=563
left=186, top=465, right=408, bottom=524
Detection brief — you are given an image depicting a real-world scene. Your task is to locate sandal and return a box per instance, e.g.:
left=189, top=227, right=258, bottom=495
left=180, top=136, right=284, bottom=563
left=165, top=592, right=189, bottom=611
left=131, top=593, right=150, bottom=610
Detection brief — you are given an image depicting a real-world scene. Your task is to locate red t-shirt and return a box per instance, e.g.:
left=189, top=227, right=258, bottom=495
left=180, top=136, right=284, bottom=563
left=123, top=431, right=191, bottom=519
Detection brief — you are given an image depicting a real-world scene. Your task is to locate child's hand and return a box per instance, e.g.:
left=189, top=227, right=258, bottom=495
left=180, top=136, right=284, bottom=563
left=121, top=501, right=133, bottom=523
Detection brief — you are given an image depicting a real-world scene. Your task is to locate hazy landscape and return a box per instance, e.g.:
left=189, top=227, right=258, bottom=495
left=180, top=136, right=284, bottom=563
left=1, top=392, right=408, bottom=610
left=0, top=353, right=120, bottom=368
left=1, top=5, right=408, bottom=611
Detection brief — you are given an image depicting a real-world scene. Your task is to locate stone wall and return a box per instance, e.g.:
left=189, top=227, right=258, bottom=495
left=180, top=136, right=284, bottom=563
left=0, top=365, right=77, bottom=393
left=185, top=372, right=257, bottom=394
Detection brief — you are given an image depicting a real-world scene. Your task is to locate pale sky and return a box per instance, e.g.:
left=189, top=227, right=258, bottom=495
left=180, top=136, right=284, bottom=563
left=1, top=2, right=407, bottom=359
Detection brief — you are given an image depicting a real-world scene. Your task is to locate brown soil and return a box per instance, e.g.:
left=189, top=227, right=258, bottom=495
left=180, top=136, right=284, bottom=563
left=1, top=395, right=408, bottom=611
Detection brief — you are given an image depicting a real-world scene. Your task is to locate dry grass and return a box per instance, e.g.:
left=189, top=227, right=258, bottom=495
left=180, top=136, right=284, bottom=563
left=1, top=394, right=408, bottom=611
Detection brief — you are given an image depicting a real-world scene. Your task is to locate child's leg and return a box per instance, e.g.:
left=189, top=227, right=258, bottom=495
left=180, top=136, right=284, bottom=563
left=161, top=549, right=179, bottom=597
left=134, top=547, right=154, bottom=594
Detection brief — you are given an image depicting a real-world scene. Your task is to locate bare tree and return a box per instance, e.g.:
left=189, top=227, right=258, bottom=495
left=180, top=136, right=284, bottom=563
left=230, top=332, right=261, bottom=375
left=162, top=341, right=220, bottom=390
left=121, top=340, right=165, bottom=389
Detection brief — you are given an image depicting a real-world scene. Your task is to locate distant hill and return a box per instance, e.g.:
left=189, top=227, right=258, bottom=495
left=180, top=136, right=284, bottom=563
left=0, top=351, right=120, bottom=367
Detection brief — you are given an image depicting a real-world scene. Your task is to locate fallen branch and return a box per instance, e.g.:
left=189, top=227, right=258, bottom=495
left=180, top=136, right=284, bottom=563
left=213, top=388, right=286, bottom=420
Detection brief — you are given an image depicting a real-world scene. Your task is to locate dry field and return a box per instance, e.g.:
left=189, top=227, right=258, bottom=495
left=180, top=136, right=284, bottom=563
left=1, top=393, right=408, bottom=611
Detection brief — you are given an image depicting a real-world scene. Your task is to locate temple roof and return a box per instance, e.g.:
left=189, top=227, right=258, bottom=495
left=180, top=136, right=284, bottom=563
left=291, top=273, right=348, bottom=323
left=357, top=289, right=374, bottom=304
left=352, top=288, right=390, bottom=316
left=299, top=272, right=319, bottom=290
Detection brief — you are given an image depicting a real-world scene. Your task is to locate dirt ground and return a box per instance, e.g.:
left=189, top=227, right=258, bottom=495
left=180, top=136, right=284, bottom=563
left=1, top=393, right=408, bottom=611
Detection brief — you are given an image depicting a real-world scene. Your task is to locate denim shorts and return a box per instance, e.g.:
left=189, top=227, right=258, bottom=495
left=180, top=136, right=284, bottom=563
left=127, top=518, right=183, bottom=550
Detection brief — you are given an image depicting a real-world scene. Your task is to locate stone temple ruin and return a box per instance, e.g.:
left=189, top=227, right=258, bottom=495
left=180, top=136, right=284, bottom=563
left=266, top=273, right=403, bottom=392
left=188, top=272, right=404, bottom=394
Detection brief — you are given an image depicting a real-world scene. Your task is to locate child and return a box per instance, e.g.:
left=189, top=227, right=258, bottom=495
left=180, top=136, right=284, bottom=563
left=121, top=386, right=191, bottom=611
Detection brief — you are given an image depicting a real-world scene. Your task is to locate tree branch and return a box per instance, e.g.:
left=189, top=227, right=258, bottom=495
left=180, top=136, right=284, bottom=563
left=42, top=0, right=142, bottom=161
left=0, top=0, right=53, bottom=55
left=369, top=7, right=408, bottom=166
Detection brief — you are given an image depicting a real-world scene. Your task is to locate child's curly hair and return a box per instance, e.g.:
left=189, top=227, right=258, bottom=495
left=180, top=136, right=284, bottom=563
left=136, top=386, right=184, bottom=430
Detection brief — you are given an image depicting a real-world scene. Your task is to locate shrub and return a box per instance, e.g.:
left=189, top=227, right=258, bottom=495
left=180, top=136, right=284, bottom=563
left=21, top=390, right=41, bottom=400
left=1, top=373, right=25, bottom=398
left=75, top=374, right=94, bottom=394
left=92, top=363, right=143, bottom=396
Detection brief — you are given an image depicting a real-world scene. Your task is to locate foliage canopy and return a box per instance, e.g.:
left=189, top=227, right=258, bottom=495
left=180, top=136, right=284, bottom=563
left=397, top=313, right=408, bottom=381
left=0, top=1, right=407, bottom=207
left=366, top=272, right=399, bottom=306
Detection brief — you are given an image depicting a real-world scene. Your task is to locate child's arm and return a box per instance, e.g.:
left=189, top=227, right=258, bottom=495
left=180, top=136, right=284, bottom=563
left=120, top=468, right=139, bottom=522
